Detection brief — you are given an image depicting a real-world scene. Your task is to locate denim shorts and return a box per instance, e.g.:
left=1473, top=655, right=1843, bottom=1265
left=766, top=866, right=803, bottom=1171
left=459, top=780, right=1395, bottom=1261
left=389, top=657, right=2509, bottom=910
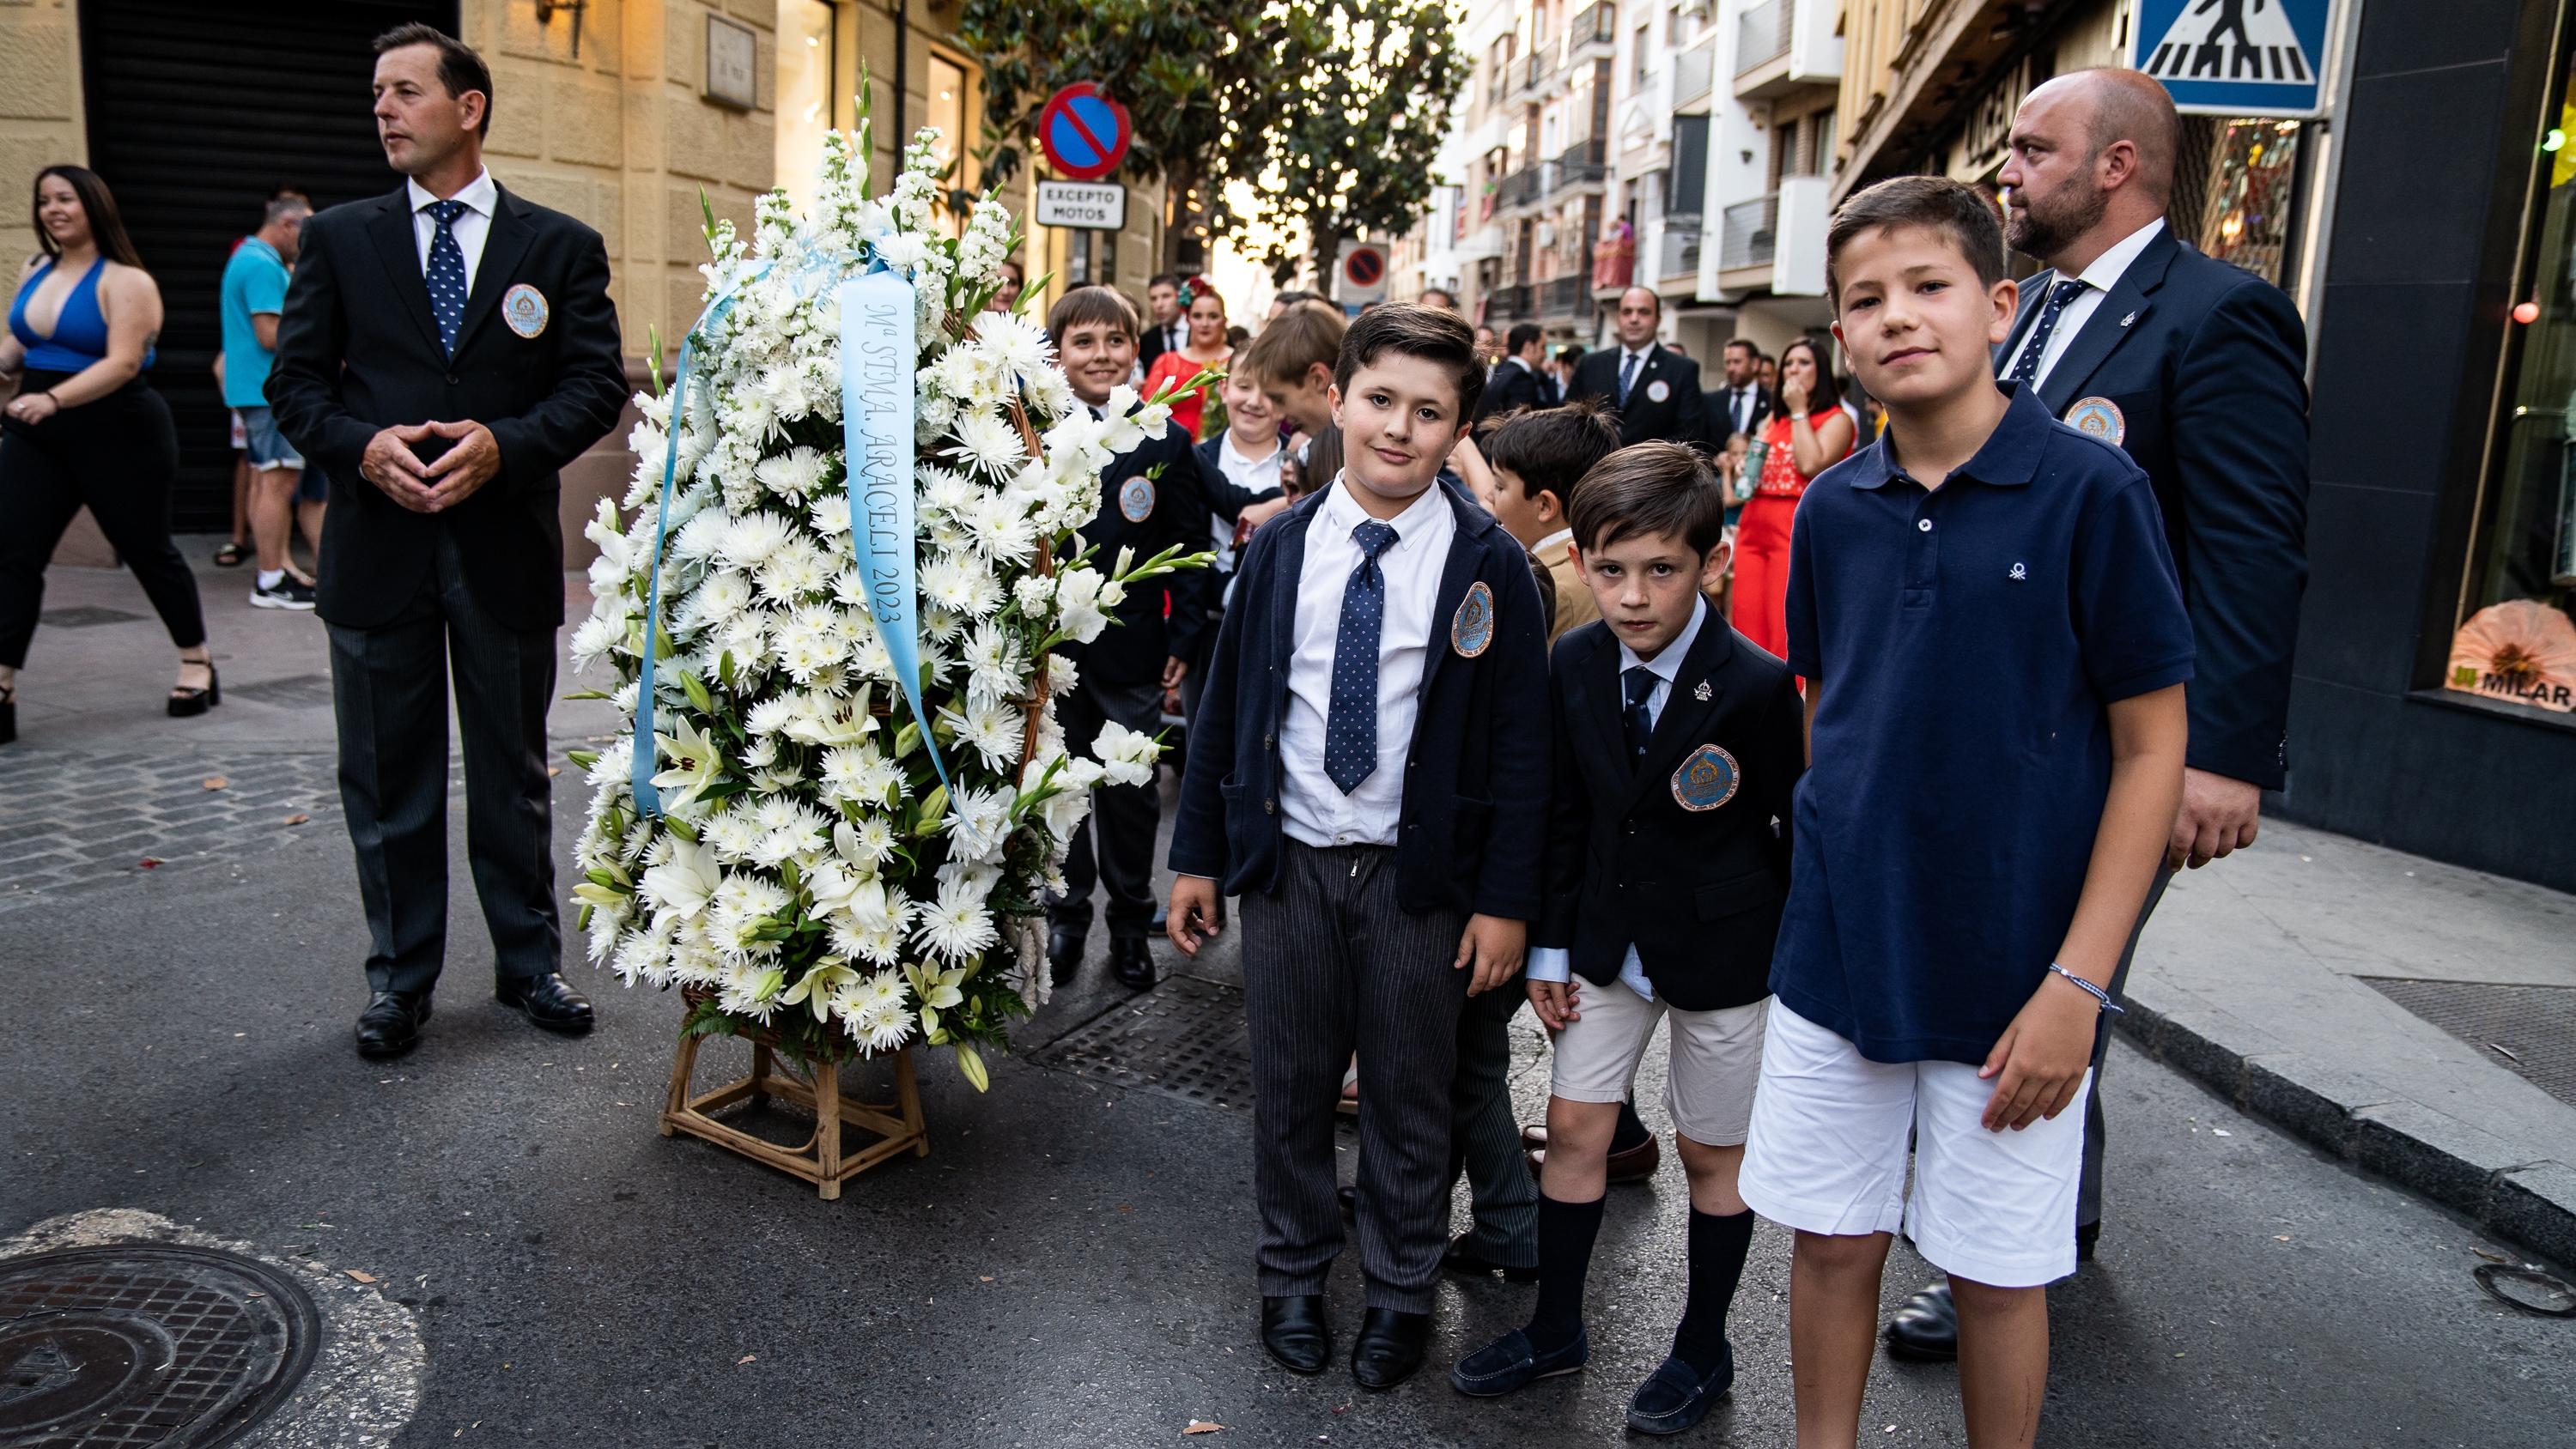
left=240, top=405, right=304, bottom=472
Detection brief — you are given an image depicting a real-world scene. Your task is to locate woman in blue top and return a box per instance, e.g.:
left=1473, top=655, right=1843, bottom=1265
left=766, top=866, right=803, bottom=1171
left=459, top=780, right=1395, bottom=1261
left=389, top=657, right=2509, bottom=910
left=0, top=165, right=211, bottom=743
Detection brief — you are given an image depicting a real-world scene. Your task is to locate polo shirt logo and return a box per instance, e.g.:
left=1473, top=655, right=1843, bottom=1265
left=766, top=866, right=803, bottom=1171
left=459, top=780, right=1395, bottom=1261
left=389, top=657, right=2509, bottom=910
left=2009, top=562, right=2028, bottom=580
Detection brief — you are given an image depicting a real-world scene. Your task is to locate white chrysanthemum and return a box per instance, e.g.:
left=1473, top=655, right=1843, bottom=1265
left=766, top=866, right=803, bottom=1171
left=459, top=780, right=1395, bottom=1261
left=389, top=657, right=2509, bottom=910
left=756, top=446, right=830, bottom=500
left=914, top=877, right=999, bottom=963
left=717, top=511, right=796, bottom=567
left=970, top=307, right=1050, bottom=382
left=944, top=407, right=1027, bottom=478
left=920, top=556, right=1003, bottom=618
left=756, top=538, right=830, bottom=602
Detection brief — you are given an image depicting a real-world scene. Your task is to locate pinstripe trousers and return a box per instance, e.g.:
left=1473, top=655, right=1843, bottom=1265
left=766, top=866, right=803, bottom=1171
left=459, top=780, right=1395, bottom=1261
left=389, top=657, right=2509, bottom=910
left=328, top=525, right=561, bottom=997
left=1242, top=839, right=1467, bottom=1313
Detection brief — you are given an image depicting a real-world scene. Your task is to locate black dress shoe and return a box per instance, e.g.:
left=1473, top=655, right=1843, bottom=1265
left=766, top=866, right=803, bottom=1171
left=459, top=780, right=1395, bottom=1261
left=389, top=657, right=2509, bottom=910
left=355, top=991, right=432, bottom=1057
left=2075, top=1219, right=2101, bottom=1262
left=1109, top=937, right=1157, bottom=991
left=1337, top=1185, right=1358, bottom=1220
left=1883, top=1281, right=1958, bottom=1361
left=1442, top=1234, right=1540, bottom=1282
left=1261, top=1294, right=1330, bottom=1374
left=1523, top=1134, right=1662, bottom=1184
left=1351, top=1307, right=1431, bottom=1390
left=1048, top=928, right=1087, bottom=987
left=495, top=973, right=594, bottom=1034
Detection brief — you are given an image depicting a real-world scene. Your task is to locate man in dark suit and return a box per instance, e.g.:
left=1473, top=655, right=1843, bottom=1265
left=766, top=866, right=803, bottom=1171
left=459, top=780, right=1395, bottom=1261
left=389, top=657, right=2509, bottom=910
left=1566, top=288, right=1710, bottom=451
left=1136, top=273, right=1187, bottom=369
left=1043, top=285, right=1214, bottom=993
left=1884, top=66, right=2309, bottom=1358
left=268, top=24, right=627, bottom=1058
left=1476, top=323, right=1559, bottom=420
left=1706, top=337, right=1773, bottom=441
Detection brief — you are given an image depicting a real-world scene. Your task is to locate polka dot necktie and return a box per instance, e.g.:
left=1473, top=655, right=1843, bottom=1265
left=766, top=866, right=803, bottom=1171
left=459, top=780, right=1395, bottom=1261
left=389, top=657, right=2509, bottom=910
left=425, top=198, right=470, bottom=355
left=1322, top=519, right=1400, bottom=795
left=1622, top=665, right=1657, bottom=765
left=2007, top=277, right=2088, bottom=386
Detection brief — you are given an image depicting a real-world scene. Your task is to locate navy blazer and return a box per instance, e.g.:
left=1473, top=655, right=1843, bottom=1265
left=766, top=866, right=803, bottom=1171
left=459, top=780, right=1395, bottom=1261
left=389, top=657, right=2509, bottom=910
left=1192, top=434, right=1285, bottom=532
left=1567, top=343, right=1711, bottom=450
left=1996, top=227, right=2309, bottom=789
left=1056, top=413, right=1215, bottom=688
left=1476, top=357, right=1558, bottom=419
left=1168, top=478, right=1552, bottom=919
left=1540, top=611, right=1804, bottom=1011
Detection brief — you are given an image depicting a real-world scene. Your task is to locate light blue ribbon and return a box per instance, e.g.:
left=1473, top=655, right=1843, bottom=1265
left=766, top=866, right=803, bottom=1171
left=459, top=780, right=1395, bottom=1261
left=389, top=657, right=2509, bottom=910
left=841, top=260, right=950, bottom=793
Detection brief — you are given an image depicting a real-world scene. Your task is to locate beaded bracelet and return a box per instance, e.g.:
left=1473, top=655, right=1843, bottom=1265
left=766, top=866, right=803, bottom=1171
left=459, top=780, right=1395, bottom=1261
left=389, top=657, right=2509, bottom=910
left=2046, top=961, right=2123, bottom=1014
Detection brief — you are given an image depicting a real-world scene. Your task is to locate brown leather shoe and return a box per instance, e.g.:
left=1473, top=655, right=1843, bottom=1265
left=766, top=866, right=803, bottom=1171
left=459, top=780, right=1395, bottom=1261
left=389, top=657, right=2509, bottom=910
left=1523, top=1134, right=1662, bottom=1184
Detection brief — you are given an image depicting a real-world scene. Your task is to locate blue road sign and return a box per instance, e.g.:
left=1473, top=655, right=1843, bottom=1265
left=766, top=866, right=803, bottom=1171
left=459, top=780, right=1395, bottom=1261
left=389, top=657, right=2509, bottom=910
left=1038, top=84, right=1131, bottom=181
left=2132, top=0, right=2336, bottom=116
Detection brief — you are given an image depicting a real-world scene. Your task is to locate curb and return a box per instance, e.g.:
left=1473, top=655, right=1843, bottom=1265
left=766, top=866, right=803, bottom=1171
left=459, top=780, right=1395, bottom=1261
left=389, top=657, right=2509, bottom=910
left=2115, top=982, right=2576, bottom=1270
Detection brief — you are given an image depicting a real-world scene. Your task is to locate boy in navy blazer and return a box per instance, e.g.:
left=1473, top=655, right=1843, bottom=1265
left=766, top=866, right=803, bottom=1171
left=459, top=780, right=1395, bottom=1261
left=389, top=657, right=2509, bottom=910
left=1167, top=305, right=1549, bottom=1391
left=1452, top=442, right=1803, bottom=1433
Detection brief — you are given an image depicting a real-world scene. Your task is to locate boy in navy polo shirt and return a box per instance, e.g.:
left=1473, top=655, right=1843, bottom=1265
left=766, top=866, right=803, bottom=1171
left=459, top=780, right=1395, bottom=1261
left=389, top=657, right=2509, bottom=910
left=1166, top=305, right=1551, bottom=1391
left=1735, top=177, right=2192, bottom=1447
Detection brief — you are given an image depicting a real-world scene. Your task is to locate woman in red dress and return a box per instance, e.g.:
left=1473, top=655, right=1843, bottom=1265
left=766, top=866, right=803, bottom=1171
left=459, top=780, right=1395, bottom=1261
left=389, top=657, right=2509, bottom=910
left=1140, top=278, right=1229, bottom=440
left=1728, top=336, right=1854, bottom=661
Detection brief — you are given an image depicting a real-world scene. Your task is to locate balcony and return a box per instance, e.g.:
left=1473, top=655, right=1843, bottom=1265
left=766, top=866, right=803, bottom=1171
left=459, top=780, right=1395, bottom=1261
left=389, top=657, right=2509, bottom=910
left=1719, top=194, right=1777, bottom=273
left=1549, top=139, right=1608, bottom=194
left=1736, top=0, right=1790, bottom=74
left=1735, top=0, right=1838, bottom=100
left=1673, top=42, right=1715, bottom=110
left=1658, top=215, right=1703, bottom=280
left=1540, top=275, right=1590, bottom=319
left=1519, top=48, right=1554, bottom=94
left=1494, top=165, right=1546, bottom=211
left=1569, top=1, right=1619, bottom=52
left=1487, top=283, right=1534, bottom=323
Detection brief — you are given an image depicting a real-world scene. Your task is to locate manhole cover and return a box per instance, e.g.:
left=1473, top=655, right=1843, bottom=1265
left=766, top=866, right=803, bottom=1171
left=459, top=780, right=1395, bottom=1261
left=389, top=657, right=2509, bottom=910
left=36, top=609, right=144, bottom=630
left=1031, top=973, right=1256, bottom=1109
left=2362, top=978, right=2576, bottom=1109
left=0, top=1245, right=319, bottom=1448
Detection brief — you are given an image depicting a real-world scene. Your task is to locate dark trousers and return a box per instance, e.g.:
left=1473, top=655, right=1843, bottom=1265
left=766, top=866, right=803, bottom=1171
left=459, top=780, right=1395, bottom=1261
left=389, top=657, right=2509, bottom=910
left=327, top=526, right=559, bottom=997
left=1449, top=974, right=1540, bottom=1267
left=0, top=376, right=202, bottom=668
left=2079, top=866, right=2176, bottom=1228
left=1049, top=672, right=1163, bottom=939
left=1243, top=840, right=1467, bottom=1313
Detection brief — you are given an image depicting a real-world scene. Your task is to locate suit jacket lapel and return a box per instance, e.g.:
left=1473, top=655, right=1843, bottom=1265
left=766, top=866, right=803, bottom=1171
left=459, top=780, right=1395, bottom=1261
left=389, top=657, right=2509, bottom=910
left=450, top=188, right=537, bottom=357
left=1619, top=610, right=1735, bottom=814
left=1266, top=492, right=1321, bottom=729
left=1568, top=630, right=1626, bottom=785
left=2038, top=228, right=2179, bottom=413
left=364, top=191, right=447, bottom=359
left=1414, top=483, right=1491, bottom=705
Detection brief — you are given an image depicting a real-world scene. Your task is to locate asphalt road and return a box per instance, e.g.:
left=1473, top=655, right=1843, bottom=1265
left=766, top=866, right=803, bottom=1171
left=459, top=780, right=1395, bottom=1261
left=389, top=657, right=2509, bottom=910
left=6, top=773, right=2573, bottom=1448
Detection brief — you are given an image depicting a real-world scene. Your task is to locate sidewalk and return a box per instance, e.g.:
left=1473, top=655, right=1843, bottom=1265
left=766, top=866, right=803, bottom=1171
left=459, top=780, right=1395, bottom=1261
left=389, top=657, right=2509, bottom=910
left=2122, top=816, right=2576, bottom=1264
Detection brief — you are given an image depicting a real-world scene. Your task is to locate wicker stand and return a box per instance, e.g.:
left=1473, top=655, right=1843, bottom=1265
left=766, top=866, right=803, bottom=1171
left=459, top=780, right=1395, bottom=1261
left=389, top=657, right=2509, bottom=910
left=659, top=997, right=929, bottom=1199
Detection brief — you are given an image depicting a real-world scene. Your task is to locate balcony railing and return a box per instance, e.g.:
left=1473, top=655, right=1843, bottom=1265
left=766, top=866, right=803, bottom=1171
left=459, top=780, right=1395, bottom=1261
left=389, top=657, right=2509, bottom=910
left=1550, top=139, right=1608, bottom=193
left=1487, top=283, right=1535, bottom=323
left=1673, top=43, right=1715, bottom=106
left=1569, top=1, right=1618, bottom=47
left=1519, top=49, right=1554, bottom=93
left=1736, top=0, right=1791, bottom=75
left=1494, top=165, right=1546, bottom=210
left=1540, top=275, right=1589, bottom=318
left=1719, top=194, right=1777, bottom=271
left=1659, top=215, right=1703, bottom=278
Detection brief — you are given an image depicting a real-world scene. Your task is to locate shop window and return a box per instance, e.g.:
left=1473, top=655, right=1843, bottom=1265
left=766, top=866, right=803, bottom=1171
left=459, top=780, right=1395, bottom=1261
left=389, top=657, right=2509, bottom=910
left=2196, top=118, right=2303, bottom=287
left=2458, top=50, right=2576, bottom=714
left=775, top=0, right=840, bottom=214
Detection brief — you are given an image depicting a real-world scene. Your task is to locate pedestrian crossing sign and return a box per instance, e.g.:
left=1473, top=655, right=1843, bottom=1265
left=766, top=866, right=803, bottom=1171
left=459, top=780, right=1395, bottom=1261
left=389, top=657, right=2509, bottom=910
left=2131, top=0, right=2336, bottom=116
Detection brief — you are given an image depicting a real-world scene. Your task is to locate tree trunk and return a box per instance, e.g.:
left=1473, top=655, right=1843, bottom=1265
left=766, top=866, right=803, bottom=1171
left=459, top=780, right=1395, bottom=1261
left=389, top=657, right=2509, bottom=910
left=1164, top=157, right=1200, bottom=275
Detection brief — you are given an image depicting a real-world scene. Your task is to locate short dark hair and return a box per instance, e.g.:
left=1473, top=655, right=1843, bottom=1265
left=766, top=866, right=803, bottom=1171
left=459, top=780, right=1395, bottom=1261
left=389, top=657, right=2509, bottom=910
left=1780, top=337, right=1844, bottom=415
left=1485, top=396, right=1622, bottom=506
left=1724, top=337, right=1758, bottom=359
left=1047, top=285, right=1138, bottom=341
left=374, top=23, right=493, bottom=138
left=1419, top=287, right=1456, bottom=309
left=1273, top=289, right=1319, bottom=308
left=1148, top=273, right=1181, bottom=290
left=1566, top=441, right=1727, bottom=557
left=1557, top=343, right=1585, bottom=370
left=1825, top=175, right=2004, bottom=306
left=1505, top=322, right=1543, bottom=354
left=1334, top=302, right=1485, bottom=421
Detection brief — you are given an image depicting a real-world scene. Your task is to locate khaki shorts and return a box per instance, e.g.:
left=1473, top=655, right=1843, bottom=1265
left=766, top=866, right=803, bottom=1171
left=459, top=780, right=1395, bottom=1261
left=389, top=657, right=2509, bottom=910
left=1549, top=974, right=1769, bottom=1146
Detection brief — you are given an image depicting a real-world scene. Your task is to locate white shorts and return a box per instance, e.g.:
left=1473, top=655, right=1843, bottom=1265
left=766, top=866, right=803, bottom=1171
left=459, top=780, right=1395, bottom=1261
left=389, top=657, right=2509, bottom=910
left=1739, top=999, right=2090, bottom=1288
left=1549, top=977, right=1767, bottom=1147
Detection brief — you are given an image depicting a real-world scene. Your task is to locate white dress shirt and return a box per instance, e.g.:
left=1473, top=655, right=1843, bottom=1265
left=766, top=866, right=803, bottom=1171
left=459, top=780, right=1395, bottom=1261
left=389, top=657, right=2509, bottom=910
left=2002, top=216, right=2165, bottom=391
left=1525, top=593, right=1712, bottom=1003
left=1617, top=342, right=1656, bottom=398
left=406, top=167, right=498, bottom=294
left=1277, top=475, right=1458, bottom=851
left=1722, top=382, right=1761, bottom=436
left=1209, top=431, right=1283, bottom=568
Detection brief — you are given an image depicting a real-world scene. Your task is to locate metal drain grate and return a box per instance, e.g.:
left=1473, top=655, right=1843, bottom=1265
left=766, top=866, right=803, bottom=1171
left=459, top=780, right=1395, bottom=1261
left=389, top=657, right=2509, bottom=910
left=2363, top=978, right=2576, bottom=1109
left=1031, top=973, right=1256, bottom=1109
left=0, top=1244, right=319, bottom=1448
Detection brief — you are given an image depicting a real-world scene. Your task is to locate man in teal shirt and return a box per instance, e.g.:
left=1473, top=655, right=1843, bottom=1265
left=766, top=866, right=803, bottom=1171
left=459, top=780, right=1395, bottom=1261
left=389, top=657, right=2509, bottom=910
left=221, top=195, right=314, bottom=609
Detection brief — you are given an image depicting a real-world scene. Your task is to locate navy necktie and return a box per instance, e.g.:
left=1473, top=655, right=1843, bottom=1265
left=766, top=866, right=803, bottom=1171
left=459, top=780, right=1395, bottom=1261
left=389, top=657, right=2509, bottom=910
left=2007, top=277, right=2088, bottom=385
left=1622, top=665, right=1657, bottom=766
left=1619, top=350, right=1642, bottom=406
left=425, top=198, right=470, bottom=355
left=1323, top=519, right=1400, bottom=794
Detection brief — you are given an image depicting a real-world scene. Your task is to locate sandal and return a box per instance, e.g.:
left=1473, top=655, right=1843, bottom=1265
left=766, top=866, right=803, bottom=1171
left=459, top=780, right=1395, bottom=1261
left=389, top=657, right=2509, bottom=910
left=1, top=680, right=15, bottom=745
left=168, top=658, right=220, bottom=718
left=213, top=540, right=249, bottom=567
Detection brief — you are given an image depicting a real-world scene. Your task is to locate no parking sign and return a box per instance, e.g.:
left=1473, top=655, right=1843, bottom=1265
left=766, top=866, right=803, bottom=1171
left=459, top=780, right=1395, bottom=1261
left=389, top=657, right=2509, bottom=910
left=1036, top=83, right=1131, bottom=181
left=1337, top=240, right=1388, bottom=304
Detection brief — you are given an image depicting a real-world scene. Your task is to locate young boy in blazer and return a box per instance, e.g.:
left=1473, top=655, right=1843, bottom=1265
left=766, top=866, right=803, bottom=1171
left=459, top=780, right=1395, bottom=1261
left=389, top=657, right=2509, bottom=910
left=1166, top=305, right=1551, bottom=1391
left=1452, top=442, right=1804, bottom=1434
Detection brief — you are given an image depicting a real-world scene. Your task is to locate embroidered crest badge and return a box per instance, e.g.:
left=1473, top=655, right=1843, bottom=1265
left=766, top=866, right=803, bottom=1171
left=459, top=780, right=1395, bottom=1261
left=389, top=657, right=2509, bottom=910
left=1451, top=580, right=1496, bottom=658
left=1671, top=743, right=1741, bottom=812
left=1645, top=379, right=1672, bottom=403
left=1118, top=475, right=1155, bottom=522
left=501, top=283, right=550, bottom=339
left=2064, top=397, right=2126, bottom=447
left=1692, top=680, right=1713, bottom=701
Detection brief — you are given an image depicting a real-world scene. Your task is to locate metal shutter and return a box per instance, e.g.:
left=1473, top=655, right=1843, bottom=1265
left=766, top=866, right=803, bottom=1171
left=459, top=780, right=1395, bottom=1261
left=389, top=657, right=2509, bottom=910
left=79, top=0, right=458, bottom=530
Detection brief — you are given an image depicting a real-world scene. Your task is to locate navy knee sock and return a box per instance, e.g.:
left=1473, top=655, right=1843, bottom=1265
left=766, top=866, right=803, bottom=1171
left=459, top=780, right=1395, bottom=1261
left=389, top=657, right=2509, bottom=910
left=1525, top=1193, right=1605, bottom=1353
left=1671, top=1208, right=1756, bottom=1374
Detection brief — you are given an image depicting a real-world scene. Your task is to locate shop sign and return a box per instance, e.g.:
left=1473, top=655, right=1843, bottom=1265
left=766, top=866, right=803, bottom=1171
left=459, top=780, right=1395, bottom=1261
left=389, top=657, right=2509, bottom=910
left=704, top=15, right=758, bottom=112
left=1034, top=181, right=1126, bottom=230
left=2132, top=0, right=2336, bottom=117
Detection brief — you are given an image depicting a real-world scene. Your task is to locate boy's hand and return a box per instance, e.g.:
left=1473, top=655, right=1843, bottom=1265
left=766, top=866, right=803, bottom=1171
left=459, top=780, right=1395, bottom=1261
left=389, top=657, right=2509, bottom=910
left=1167, top=876, right=1222, bottom=957
left=1455, top=914, right=1526, bottom=997
left=1528, top=977, right=1581, bottom=1031
left=1977, top=973, right=2101, bottom=1131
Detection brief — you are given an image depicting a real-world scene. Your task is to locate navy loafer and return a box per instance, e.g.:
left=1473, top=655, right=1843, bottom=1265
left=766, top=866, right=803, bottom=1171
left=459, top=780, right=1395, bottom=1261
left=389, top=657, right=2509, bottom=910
left=1625, top=1345, right=1733, bottom=1434
left=1449, top=1325, right=1589, bottom=1397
